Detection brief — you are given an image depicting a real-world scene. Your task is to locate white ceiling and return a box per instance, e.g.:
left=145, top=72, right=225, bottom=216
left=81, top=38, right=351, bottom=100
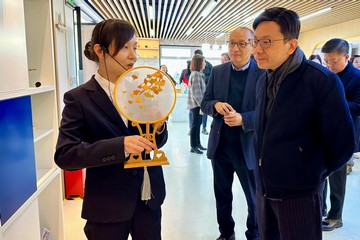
left=79, top=0, right=360, bottom=43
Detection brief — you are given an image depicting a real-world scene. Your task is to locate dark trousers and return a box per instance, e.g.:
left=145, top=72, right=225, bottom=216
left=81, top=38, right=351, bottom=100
left=84, top=200, right=161, bottom=240
left=322, top=179, right=328, bottom=212
left=211, top=155, right=258, bottom=240
left=326, top=164, right=347, bottom=219
left=190, top=107, right=202, bottom=148
left=202, top=114, right=208, bottom=130
left=257, top=191, right=322, bottom=240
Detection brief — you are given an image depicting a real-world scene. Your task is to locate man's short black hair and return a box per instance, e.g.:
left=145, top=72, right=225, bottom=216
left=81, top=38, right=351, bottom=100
left=194, top=49, right=203, bottom=55
left=253, top=7, right=301, bottom=40
left=321, top=38, right=349, bottom=55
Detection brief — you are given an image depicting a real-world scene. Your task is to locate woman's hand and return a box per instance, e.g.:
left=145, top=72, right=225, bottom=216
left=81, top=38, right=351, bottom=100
left=124, top=135, right=156, bottom=154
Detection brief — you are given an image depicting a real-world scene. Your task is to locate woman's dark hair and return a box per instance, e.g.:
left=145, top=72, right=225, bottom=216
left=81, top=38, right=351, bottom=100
left=253, top=7, right=301, bottom=40
left=84, top=19, right=136, bottom=62
left=309, top=54, right=322, bottom=64
left=190, top=54, right=205, bottom=72
left=159, top=64, right=168, bottom=72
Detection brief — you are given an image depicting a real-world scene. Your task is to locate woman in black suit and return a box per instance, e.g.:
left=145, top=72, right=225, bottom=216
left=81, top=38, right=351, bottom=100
left=55, top=19, right=168, bottom=240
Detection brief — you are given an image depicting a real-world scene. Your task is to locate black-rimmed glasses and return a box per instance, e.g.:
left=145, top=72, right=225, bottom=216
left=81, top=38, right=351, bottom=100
left=227, top=41, right=250, bottom=49
left=248, top=39, right=286, bottom=48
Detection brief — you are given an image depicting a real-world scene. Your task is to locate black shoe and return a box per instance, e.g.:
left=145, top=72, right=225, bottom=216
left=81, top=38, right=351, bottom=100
left=322, top=218, right=343, bottom=231
left=216, top=233, right=235, bottom=240
left=190, top=147, right=203, bottom=154
left=197, top=145, right=207, bottom=150
left=202, top=129, right=209, bottom=135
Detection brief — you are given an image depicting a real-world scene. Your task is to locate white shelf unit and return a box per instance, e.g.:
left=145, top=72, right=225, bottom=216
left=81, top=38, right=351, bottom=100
left=0, top=0, right=64, bottom=239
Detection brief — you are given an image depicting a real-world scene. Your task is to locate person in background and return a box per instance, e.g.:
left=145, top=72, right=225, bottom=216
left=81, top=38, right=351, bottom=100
left=179, top=60, right=191, bottom=85
left=309, top=54, right=322, bottom=65
left=351, top=54, right=360, bottom=69
left=194, top=49, right=213, bottom=135
left=221, top=52, right=230, bottom=64
left=187, top=54, right=207, bottom=154
left=160, top=64, right=177, bottom=85
left=55, top=19, right=168, bottom=240
left=201, top=27, right=264, bottom=240
left=321, top=38, right=360, bottom=231
left=179, top=60, right=192, bottom=135
left=251, top=7, right=354, bottom=239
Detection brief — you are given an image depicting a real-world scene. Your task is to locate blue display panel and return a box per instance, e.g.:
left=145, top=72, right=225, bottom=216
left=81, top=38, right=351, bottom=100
left=0, top=96, right=37, bottom=224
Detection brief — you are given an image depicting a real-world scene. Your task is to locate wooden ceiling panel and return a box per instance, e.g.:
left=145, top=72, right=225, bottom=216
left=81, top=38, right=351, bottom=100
left=82, top=0, right=360, bottom=43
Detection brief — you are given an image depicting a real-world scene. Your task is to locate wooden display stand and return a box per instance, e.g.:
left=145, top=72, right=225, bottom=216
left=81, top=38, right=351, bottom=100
left=125, top=122, right=169, bottom=168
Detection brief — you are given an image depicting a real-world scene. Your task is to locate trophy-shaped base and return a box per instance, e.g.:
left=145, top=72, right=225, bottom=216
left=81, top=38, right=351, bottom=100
left=124, top=121, right=169, bottom=169
left=124, top=149, right=169, bottom=169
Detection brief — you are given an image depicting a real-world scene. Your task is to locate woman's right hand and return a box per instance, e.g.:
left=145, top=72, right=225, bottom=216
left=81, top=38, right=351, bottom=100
left=124, top=135, right=156, bottom=154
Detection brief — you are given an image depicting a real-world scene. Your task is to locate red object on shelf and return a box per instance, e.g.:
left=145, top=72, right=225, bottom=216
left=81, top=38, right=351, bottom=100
left=64, top=169, right=85, bottom=199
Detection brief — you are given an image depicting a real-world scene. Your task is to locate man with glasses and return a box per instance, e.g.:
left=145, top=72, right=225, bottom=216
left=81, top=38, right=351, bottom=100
left=201, top=27, right=264, bottom=240
left=251, top=7, right=354, bottom=240
left=321, top=38, right=360, bottom=231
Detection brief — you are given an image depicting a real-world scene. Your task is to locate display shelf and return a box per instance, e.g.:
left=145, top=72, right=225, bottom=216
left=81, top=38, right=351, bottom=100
left=137, top=38, right=160, bottom=59
left=0, top=0, right=64, bottom=238
left=1, top=199, right=41, bottom=240
left=34, top=128, right=54, bottom=142
left=24, top=0, right=56, bottom=88
left=38, top=171, right=64, bottom=240
left=37, top=168, right=58, bottom=188
left=138, top=47, right=159, bottom=50
left=31, top=91, right=57, bottom=134
left=0, top=86, right=55, bottom=101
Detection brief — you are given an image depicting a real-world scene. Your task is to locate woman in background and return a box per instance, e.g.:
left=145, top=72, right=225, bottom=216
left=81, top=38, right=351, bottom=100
left=160, top=64, right=176, bottom=85
left=351, top=54, right=360, bottom=69
left=187, top=54, right=207, bottom=154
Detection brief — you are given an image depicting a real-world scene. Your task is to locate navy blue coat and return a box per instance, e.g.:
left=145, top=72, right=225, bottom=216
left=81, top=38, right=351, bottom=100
left=254, top=59, right=354, bottom=199
left=55, top=77, right=168, bottom=222
left=201, top=59, right=265, bottom=170
left=338, top=62, right=360, bottom=150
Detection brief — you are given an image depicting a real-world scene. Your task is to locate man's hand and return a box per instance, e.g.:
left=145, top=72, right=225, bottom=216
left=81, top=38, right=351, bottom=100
left=224, top=111, right=243, bottom=127
left=214, top=102, right=235, bottom=116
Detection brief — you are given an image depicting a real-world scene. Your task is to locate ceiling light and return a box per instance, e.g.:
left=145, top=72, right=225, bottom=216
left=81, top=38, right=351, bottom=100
left=150, top=28, right=155, bottom=37
left=215, top=33, right=225, bottom=39
left=299, top=7, right=332, bottom=21
left=186, top=27, right=194, bottom=36
left=243, top=10, right=264, bottom=24
left=201, top=1, right=218, bottom=17
left=149, top=5, right=154, bottom=20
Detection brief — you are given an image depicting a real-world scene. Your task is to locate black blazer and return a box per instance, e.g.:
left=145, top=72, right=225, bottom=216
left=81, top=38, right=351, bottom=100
left=254, top=59, right=354, bottom=199
left=55, top=76, right=168, bottom=222
left=201, top=59, right=265, bottom=170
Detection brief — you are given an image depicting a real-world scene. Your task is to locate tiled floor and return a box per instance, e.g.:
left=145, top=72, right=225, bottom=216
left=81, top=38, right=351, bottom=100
left=64, top=121, right=360, bottom=240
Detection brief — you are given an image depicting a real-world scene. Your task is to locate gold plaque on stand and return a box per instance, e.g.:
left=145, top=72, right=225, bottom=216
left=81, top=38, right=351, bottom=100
left=114, top=66, right=176, bottom=168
